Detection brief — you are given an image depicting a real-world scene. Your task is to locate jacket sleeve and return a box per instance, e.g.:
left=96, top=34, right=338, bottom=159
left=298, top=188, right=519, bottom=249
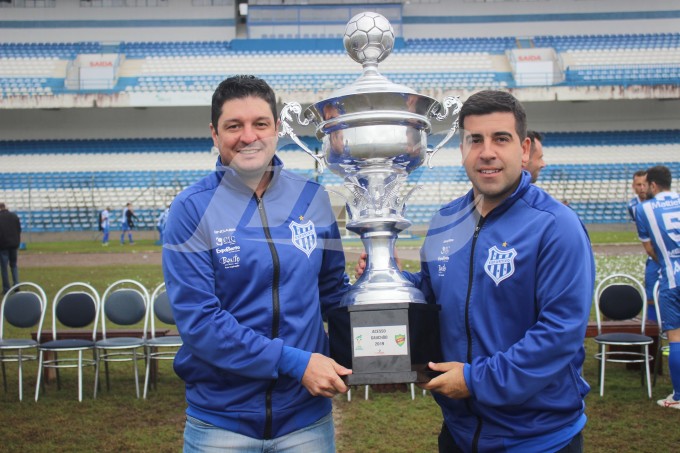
left=162, top=196, right=286, bottom=381
left=468, top=211, right=594, bottom=406
left=318, top=215, right=351, bottom=316
left=626, top=202, right=635, bottom=222
left=401, top=246, right=436, bottom=304
left=635, top=205, right=651, bottom=242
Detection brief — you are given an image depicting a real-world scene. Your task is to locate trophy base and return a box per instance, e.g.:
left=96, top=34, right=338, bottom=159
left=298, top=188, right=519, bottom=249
left=327, top=302, right=442, bottom=386
left=344, top=369, right=441, bottom=386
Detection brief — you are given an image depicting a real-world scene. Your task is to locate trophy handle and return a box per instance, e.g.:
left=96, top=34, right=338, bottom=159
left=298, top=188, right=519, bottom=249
left=279, top=102, right=327, bottom=173
left=324, top=188, right=358, bottom=221
left=425, top=96, right=463, bottom=168
left=399, top=184, right=422, bottom=215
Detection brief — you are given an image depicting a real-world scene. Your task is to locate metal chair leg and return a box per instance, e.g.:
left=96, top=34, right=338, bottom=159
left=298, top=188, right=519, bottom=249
left=143, top=347, right=151, bottom=400
left=104, top=352, right=111, bottom=392
left=1, top=352, right=7, bottom=393
left=599, top=345, right=606, bottom=397
left=77, top=351, right=83, bottom=402
left=644, top=346, right=652, bottom=399
left=55, top=352, right=62, bottom=391
left=94, top=349, right=99, bottom=399
left=17, top=350, right=23, bottom=401
left=133, top=349, right=140, bottom=399
left=35, top=350, right=44, bottom=402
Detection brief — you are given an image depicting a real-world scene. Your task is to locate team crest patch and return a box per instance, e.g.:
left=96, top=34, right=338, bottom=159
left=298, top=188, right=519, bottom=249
left=289, top=220, right=317, bottom=258
left=484, top=245, right=517, bottom=286
left=395, top=334, right=406, bottom=347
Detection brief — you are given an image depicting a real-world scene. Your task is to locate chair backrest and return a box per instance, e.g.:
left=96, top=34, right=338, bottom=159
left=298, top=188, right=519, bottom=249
left=155, top=291, right=175, bottom=325
left=100, top=279, right=150, bottom=339
left=50, top=282, right=101, bottom=341
left=594, top=273, right=646, bottom=333
left=0, top=282, right=47, bottom=340
left=599, top=285, right=643, bottom=320
left=148, top=282, right=175, bottom=339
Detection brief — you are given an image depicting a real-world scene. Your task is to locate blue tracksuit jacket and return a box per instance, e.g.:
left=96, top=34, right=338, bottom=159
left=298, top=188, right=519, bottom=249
left=404, top=171, right=594, bottom=452
left=162, top=156, right=349, bottom=440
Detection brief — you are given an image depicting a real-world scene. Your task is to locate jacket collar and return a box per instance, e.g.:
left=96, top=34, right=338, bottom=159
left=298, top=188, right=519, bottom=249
left=215, top=155, right=284, bottom=197
left=465, top=170, right=532, bottom=218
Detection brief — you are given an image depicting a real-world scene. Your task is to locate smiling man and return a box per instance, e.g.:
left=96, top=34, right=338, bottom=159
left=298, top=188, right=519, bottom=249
left=404, top=90, right=594, bottom=452
left=162, top=75, right=352, bottom=452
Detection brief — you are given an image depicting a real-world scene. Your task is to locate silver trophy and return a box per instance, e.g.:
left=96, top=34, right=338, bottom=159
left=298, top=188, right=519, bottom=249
left=279, top=12, right=461, bottom=384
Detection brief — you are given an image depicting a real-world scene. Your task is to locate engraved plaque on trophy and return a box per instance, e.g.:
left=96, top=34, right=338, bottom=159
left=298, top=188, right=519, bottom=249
left=279, top=12, right=462, bottom=385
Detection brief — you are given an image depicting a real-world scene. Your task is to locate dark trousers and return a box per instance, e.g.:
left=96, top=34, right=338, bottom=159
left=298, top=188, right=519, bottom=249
left=438, top=422, right=584, bottom=453
left=0, top=247, right=19, bottom=293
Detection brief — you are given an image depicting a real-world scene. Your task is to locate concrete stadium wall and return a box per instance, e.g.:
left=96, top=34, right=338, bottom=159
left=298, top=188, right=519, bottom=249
left=0, top=0, right=237, bottom=43
left=402, top=0, right=680, bottom=38
left=2, top=0, right=679, bottom=43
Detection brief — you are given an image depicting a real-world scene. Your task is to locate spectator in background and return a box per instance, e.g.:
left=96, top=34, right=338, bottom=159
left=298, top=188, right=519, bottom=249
left=628, top=170, right=649, bottom=219
left=120, top=202, right=138, bottom=245
left=628, top=170, right=661, bottom=321
left=525, top=130, right=545, bottom=183
left=635, top=165, right=680, bottom=410
left=162, top=75, right=351, bottom=452
left=100, top=206, right=111, bottom=246
left=0, top=202, right=21, bottom=294
left=155, top=204, right=170, bottom=245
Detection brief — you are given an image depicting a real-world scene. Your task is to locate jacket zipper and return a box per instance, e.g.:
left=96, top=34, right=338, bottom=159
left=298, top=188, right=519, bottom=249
left=257, top=196, right=281, bottom=440
left=465, top=216, right=486, bottom=453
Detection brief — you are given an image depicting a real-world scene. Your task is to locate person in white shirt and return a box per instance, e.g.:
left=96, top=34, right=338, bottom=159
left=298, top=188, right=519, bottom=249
left=100, top=207, right=110, bottom=246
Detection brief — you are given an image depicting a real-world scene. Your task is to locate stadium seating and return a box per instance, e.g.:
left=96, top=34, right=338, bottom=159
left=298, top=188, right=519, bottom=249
left=2, top=33, right=678, bottom=97
left=1, top=9, right=679, bottom=234
left=5, top=127, right=677, bottom=232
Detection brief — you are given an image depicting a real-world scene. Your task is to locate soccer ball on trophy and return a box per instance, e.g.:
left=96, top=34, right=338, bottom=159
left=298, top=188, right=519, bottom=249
left=343, top=11, right=395, bottom=65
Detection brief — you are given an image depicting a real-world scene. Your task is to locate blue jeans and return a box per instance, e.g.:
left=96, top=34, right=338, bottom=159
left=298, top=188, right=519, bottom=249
left=0, top=248, right=19, bottom=293
left=184, top=412, right=335, bottom=453
left=102, top=226, right=110, bottom=244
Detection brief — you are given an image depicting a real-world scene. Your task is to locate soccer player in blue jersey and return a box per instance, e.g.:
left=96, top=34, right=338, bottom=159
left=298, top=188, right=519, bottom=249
left=629, top=170, right=662, bottom=322
left=635, top=165, right=680, bottom=409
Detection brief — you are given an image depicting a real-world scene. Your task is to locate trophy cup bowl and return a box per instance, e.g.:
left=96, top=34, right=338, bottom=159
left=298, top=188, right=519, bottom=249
left=279, top=12, right=462, bottom=385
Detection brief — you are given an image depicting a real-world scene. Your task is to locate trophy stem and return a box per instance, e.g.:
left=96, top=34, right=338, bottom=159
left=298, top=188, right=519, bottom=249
left=342, top=227, right=426, bottom=306
left=362, top=231, right=400, bottom=279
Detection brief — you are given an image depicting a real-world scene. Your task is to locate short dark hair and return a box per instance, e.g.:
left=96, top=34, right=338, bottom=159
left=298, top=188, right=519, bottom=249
left=527, top=130, right=543, bottom=143
left=459, top=90, right=527, bottom=140
left=633, top=170, right=647, bottom=179
left=211, top=75, right=277, bottom=131
left=646, top=165, right=672, bottom=190
left=527, top=130, right=543, bottom=156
